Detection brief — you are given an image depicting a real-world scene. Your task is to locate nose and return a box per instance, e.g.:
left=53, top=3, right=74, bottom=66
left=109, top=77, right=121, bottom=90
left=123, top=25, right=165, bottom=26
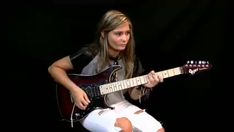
left=121, top=34, right=129, bottom=43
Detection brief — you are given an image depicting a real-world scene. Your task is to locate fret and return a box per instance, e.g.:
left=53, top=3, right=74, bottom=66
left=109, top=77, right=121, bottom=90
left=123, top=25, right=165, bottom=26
left=159, top=70, right=168, bottom=78
left=113, top=82, right=117, bottom=91
left=171, top=67, right=182, bottom=76
left=168, top=69, right=174, bottom=77
left=174, top=67, right=182, bottom=75
left=121, top=80, right=126, bottom=90
left=131, top=78, right=136, bottom=86
left=125, top=79, right=131, bottom=87
left=137, top=75, right=148, bottom=85
left=116, top=81, right=122, bottom=91
left=104, top=84, right=111, bottom=93
left=157, top=67, right=182, bottom=79
left=111, top=84, right=115, bottom=92
left=135, top=77, right=141, bottom=85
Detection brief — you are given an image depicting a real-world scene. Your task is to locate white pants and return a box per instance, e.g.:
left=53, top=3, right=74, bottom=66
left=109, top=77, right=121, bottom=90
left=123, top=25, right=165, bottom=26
left=81, top=100, right=163, bottom=132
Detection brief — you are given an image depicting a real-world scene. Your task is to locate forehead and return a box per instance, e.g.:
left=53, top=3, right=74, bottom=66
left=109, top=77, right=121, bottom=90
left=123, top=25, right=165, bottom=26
left=113, top=22, right=130, bottom=31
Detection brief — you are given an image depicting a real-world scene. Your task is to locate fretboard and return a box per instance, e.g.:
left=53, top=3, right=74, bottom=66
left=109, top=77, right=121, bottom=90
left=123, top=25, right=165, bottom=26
left=99, top=66, right=183, bottom=95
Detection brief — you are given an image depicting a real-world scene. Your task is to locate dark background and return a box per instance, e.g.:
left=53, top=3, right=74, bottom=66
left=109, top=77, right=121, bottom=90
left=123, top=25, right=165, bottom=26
left=5, top=0, right=231, bottom=131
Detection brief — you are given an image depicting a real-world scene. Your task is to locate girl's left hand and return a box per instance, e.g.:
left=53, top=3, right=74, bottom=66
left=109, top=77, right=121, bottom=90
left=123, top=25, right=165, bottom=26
left=144, top=70, right=163, bottom=89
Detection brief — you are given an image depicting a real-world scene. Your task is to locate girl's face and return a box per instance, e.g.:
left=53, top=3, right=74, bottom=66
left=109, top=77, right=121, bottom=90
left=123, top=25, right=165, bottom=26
left=107, top=22, right=130, bottom=56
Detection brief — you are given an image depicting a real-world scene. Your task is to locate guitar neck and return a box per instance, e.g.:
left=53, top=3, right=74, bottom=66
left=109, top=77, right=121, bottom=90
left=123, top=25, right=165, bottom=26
left=99, top=66, right=183, bottom=95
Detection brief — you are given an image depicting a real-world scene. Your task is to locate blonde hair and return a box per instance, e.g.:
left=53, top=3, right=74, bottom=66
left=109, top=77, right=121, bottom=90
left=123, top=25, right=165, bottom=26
left=91, top=10, right=135, bottom=78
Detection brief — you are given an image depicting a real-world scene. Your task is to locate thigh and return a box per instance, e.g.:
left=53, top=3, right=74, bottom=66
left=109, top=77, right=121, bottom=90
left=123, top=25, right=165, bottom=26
left=120, top=105, right=163, bottom=132
left=81, top=109, right=121, bottom=132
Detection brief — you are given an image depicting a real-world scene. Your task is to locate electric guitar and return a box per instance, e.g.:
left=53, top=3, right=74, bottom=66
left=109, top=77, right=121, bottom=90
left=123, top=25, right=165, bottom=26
left=56, top=60, right=212, bottom=123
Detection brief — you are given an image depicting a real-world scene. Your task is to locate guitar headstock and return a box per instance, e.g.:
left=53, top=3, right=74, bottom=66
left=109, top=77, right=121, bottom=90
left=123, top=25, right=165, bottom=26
left=182, top=60, right=212, bottom=75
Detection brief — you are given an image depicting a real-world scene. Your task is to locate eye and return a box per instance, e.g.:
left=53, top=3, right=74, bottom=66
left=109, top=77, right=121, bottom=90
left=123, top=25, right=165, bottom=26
left=125, top=31, right=130, bottom=36
left=115, top=32, right=122, bottom=36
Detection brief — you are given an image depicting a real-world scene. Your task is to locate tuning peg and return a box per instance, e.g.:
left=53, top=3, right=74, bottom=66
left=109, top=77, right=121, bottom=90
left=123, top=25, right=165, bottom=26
left=187, top=60, right=193, bottom=64
left=199, top=60, right=207, bottom=64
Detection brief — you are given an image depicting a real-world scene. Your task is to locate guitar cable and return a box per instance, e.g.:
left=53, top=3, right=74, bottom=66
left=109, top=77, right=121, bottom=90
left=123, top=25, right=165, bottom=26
left=70, top=103, right=76, bottom=128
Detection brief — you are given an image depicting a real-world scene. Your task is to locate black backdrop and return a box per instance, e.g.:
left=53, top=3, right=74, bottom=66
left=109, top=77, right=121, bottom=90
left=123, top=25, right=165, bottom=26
left=5, top=0, right=231, bottom=131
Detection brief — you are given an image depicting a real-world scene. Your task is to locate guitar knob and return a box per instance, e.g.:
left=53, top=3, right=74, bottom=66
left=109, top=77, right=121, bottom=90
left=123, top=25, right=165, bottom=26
left=75, top=113, right=80, bottom=117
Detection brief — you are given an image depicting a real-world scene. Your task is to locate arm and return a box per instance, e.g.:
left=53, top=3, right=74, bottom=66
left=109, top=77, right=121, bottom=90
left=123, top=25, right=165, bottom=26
left=48, top=56, right=90, bottom=110
left=128, top=87, right=143, bottom=100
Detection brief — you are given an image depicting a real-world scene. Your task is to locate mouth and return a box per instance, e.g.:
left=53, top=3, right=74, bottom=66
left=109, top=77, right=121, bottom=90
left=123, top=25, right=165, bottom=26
left=119, top=44, right=127, bottom=47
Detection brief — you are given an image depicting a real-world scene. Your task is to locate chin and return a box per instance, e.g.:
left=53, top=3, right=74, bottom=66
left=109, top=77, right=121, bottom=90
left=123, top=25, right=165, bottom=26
left=119, top=46, right=126, bottom=50
left=118, top=48, right=126, bottom=51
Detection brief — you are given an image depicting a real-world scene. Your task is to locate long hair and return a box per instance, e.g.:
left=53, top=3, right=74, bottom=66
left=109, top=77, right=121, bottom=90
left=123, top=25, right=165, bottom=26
left=89, top=10, right=135, bottom=78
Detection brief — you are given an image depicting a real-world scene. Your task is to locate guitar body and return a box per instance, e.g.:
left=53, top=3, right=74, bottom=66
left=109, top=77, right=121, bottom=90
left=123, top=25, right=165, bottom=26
left=56, top=65, right=121, bottom=122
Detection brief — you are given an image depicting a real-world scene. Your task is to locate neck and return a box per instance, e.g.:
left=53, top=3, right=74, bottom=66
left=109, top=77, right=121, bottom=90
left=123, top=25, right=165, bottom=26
left=108, top=48, right=120, bottom=59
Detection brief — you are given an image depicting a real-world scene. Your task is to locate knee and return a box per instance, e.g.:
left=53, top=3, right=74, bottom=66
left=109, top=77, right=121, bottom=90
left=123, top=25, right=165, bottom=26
left=157, top=127, right=165, bottom=132
left=115, top=117, right=133, bottom=132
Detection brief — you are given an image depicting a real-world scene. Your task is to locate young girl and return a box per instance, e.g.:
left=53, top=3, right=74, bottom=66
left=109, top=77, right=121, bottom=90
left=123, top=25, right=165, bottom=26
left=48, top=10, right=165, bottom=132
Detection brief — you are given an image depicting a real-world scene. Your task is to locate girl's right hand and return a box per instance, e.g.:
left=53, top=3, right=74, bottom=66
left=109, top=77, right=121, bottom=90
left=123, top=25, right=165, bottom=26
left=71, top=88, right=90, bottom=110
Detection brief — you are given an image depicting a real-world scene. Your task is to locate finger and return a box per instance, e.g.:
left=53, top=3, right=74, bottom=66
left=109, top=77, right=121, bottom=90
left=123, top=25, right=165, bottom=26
left=81, top=103, right=87, bottom=110
left=154, top=74, right=160, bottom=82
left=84, top=94, right=91, bottom=103
left=81, top=99, right=89, bottom=108
left=147, top=73, right=154, bottom=83
left=158, top=74, right=164, bottom=82
left=77, top=102, right=86, bottom=110
left=150, top=70, right=156, bottom=75
left=151, top=72, right=159, bottom=82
